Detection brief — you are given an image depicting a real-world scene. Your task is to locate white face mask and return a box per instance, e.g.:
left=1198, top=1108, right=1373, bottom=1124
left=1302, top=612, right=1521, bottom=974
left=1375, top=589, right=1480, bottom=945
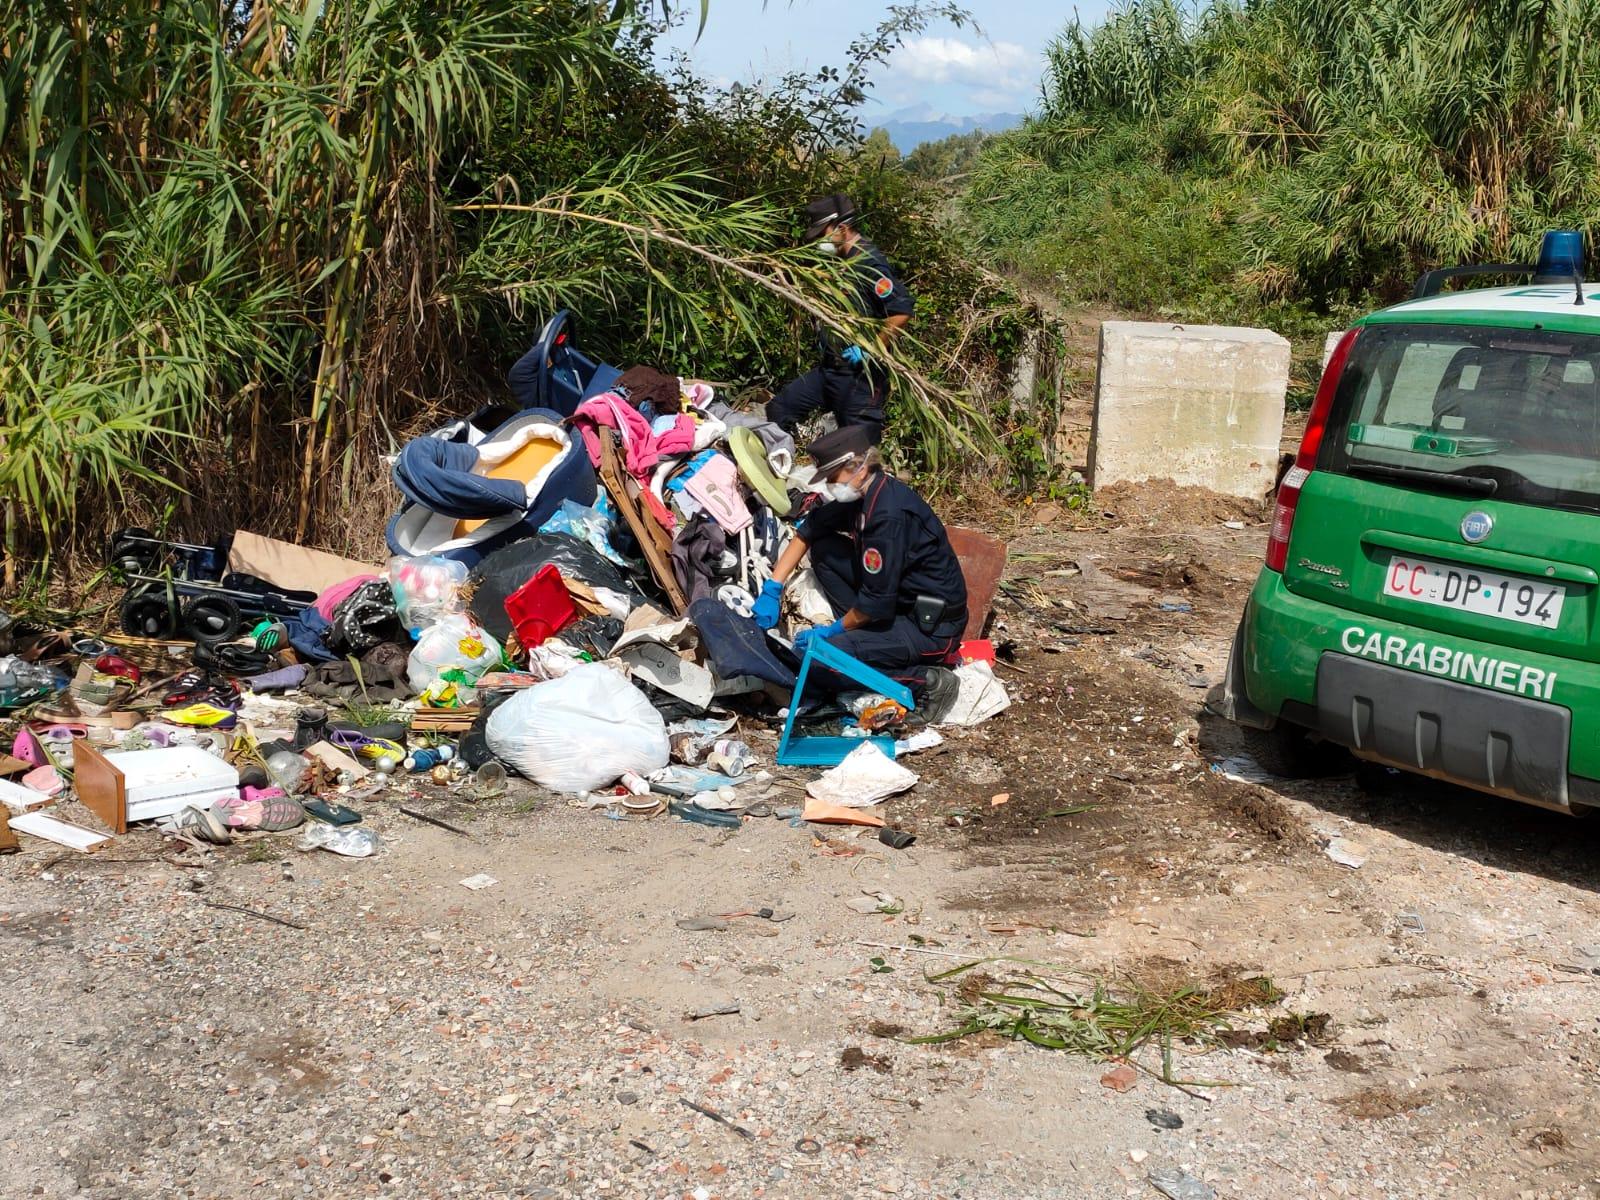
left=825, top=463, right=866, bottom=503
left=815, top=239, right=838, bottom=257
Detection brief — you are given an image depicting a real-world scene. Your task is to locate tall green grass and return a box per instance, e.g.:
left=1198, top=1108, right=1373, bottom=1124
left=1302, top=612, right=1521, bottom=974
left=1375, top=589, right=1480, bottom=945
left=1, top=0, right=1020, bottom=586
left=966, top=0, right=1600, bottom=396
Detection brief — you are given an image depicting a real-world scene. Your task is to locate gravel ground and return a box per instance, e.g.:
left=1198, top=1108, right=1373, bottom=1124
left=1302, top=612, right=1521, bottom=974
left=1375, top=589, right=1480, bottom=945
left=5, top=505, right=1600, bottom=1199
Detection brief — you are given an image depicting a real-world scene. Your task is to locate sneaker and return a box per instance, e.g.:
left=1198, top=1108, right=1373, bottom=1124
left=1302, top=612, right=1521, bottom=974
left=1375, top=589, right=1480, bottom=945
left=211, top=792, right=264, bottom=829
left=159, top=702, right=239, bottom=730
left=252, top=789, right=306, bottom=832
left=169, top=805, right=231, bottom=845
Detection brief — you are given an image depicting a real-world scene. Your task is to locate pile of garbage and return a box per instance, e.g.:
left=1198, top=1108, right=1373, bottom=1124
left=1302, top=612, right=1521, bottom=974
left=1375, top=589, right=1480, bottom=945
left=0, top=316, right=1011, bottom=858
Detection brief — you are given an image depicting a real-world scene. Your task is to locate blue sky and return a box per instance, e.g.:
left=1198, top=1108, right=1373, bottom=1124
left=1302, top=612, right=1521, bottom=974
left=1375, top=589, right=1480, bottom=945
left=657, top=2, right=1114, bottom=119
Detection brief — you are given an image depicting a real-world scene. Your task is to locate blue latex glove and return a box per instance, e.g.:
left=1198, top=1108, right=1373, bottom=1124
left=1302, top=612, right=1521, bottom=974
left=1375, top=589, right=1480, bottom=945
left=794, top=618, right=845, bottom=655
left=752, top=578, right=784, bottom=629
left=840, top=344, right=866, bottom=366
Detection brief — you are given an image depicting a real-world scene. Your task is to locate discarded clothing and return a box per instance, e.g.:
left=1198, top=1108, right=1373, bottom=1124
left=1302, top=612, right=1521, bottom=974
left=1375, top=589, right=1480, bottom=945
left=304, top=642, right=412, bottom=702
left=322, top=580, right=403, bottom=657
left=283, top=607, right=337, bottom=664
left=570, top=393, right=696, bottom=481
left=688, top=597, right=795, bottom=690
left=670, top=513, right=727, bottom=606
left=313, top=574, right=381, bottom=623
left=613, top=366, right=682, bottom=414
left=245, top=664, right=309, bottom=693
left=682, top=453, right=752, bottom=534
left=697, top=399, right=796, bottom=474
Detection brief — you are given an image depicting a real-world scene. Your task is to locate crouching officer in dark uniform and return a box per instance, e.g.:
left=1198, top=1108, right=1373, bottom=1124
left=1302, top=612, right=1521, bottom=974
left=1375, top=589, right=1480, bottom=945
left=766, top=194, right=914, bottom=445
left=752, top=425, right=966, bottom=673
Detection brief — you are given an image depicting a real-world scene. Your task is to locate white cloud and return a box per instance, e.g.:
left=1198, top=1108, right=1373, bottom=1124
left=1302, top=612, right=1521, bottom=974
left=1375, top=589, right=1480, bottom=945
left=970, top=86, right=1031, bottom=111
left=892, top=36, right=1031, bottom=87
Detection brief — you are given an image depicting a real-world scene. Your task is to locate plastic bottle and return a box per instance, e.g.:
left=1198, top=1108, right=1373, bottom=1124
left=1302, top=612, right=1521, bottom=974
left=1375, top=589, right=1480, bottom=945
left=266, top=750, right=311, bottom=794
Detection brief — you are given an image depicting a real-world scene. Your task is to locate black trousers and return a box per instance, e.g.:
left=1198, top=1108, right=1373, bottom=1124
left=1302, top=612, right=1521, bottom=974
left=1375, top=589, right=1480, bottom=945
left=767, top=362, right=886, bottom=443
left=808, top=531, right=962, bottom=672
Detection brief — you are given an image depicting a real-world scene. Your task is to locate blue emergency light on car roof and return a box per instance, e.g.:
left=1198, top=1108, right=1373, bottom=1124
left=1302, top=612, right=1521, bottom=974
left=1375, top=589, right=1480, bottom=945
left=1534, top=229, right=1585, bottom=283
left=1411, top=229, right=1588, bottom=300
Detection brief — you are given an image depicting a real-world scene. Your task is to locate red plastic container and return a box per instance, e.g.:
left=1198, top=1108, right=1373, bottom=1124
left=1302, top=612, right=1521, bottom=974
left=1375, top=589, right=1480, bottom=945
left=504, top=564, right=578, bottom=651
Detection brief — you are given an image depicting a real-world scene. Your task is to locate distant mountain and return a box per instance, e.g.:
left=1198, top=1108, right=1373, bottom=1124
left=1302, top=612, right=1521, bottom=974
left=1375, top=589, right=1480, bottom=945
left=872, top=104, right=1023, bottom=153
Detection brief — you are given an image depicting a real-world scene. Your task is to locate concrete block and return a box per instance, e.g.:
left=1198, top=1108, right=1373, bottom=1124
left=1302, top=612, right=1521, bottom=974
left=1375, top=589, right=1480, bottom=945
left=1321, top=330, right=1347, bottom=373
left=1090, top=321, right=1290, bottom=500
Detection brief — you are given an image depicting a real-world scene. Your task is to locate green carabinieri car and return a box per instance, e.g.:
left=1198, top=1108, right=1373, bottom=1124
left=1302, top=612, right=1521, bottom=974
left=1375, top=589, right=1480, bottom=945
left=1219, top=231, right=1600, bottom=812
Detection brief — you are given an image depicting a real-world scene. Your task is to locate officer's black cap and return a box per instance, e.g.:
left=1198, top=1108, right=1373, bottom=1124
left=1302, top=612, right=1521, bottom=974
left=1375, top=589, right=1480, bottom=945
left=803, top=193, right=857, bottom=241
left=808, top=424, right=874, bottom=473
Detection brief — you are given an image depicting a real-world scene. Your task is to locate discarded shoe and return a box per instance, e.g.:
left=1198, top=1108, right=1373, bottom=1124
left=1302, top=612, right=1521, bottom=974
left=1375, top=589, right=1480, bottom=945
left=255, top=791, right=307, bottom=832
left=213, top=786, right=306, bottom=831
left=291, top=707, right=328, bottom=751
left=913, top=666, right=959, bottom=724
left=167, top=805, right=231, bottom=845
left=159, top=702, right=239, bottom=730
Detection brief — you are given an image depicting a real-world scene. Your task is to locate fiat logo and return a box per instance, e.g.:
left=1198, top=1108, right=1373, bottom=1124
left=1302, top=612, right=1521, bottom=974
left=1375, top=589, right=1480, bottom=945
left=1460, top=511, right=1494, bottom=543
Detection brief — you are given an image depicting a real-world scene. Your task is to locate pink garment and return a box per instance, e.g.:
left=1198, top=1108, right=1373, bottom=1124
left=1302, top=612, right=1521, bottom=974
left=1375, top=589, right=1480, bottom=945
left=313, top=574, right=381, bottom=622
left=683, top=453, right=752, bottom=534
left=572, top=393, right=696, bottom=481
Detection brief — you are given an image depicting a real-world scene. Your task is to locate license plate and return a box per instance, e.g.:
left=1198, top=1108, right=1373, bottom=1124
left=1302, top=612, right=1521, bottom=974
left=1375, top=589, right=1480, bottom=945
left=1382, top=556, right=1565, bottom=626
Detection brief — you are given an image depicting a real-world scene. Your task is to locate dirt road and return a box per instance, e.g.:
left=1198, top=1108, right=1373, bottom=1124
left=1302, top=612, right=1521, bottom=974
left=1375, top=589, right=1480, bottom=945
left=4, top=481, right=1600, bottom=1199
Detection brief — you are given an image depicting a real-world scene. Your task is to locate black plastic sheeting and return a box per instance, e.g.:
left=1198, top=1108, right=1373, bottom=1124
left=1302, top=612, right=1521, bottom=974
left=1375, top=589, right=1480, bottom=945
left=467, top=533, right=649, bottom=643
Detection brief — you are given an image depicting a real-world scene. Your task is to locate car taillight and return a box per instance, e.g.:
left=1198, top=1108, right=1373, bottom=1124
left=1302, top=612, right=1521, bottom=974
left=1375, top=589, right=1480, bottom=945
left=1265, top=328, right=1361, bottom=573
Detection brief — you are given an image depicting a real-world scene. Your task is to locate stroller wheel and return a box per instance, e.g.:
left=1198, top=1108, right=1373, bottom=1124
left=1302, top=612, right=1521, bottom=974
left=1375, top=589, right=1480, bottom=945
left=183, top=595, right=241, bottom=643
left=108, top=527, right=161, bottom=581
left=183, top=595, right=243, bottom=644
left=121, top=589, right=181, bottom=639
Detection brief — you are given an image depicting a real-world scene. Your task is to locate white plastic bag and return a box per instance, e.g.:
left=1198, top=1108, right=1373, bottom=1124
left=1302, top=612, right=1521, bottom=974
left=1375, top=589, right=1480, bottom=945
left=486, top=663, right=669, bottom=793
left=407, top=613, right=502, bottom=695
left=296, top=823, right=381, bottom=857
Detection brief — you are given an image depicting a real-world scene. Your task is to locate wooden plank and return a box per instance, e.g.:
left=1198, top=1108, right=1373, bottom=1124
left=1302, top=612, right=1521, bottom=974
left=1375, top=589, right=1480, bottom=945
left=409, top=709, right=478, bottom=733
left=72, top=741, right=128, bottom=835
left=303, top=740, right=370, bottom=781
left=31, top=709, right=142, bottom=731
left=596, top=427, right=688, bottom=614
left=0, top=810, right=17, bottom=855
left=0, top=779, right=54, bottom=815
left=9, top=812, right=112, bottom=853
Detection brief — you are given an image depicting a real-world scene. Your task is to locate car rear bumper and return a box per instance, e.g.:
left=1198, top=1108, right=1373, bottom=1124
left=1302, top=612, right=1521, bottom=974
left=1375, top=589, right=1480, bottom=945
left=1236, top=570, right=1600, bottom=811
left=1312, top=653, right=1578, bottom=809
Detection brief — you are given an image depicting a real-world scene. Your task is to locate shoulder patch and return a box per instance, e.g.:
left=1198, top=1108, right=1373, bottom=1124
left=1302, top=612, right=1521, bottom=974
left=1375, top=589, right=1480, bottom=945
left=874, top=275, right=894, bottom=299
left=863, top=547, right=884, bottom=574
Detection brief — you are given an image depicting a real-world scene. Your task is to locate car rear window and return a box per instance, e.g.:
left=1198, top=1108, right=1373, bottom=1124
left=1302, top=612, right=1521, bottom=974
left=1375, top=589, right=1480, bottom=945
left=1320, top=322, right=1600, bottom=512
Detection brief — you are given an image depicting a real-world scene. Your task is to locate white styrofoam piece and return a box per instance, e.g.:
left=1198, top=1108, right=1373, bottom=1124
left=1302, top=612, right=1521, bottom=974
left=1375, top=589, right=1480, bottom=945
left=9, top=811, right=112, bottom=852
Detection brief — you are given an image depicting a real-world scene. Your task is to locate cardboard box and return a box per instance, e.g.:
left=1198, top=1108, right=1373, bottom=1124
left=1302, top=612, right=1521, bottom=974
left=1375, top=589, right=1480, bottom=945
left=227, top=529, right=378, bottom=596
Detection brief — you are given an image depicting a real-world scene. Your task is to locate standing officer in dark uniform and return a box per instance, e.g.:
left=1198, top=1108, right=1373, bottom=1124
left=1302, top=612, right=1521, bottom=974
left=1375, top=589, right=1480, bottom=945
left=766, top=194, right=914, bottom=446
left=752, top=425, right=967, bottom=673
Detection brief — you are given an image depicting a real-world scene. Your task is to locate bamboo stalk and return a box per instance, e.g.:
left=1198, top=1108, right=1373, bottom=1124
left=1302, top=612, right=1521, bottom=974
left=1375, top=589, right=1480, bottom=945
left=454, top=200, right=987, bottom=447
